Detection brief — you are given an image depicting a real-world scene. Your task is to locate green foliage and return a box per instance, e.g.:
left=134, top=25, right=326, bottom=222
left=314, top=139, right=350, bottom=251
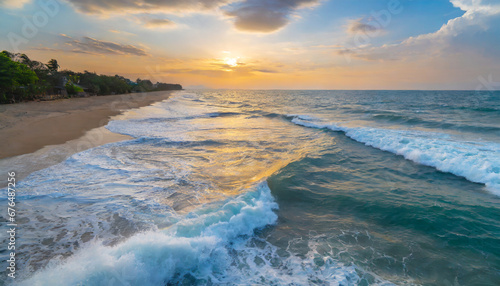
left=156, top=83, right=183, bottom=91
left=65, top=83, right=84, bottom=95
left=0, top=53, right=17, bottom=90
left=0, top=50, right=182, bottom=104
left=1, top=50, right=13, bottom=58
left=133, top=79, right=181, bottom=92
left=0, top=53, right=38, bottom=103
left=68, top=74, right=80, bottom=85
left=135, top=79, right=154, bottom=92
left=76, top=71, right=132, bottom=95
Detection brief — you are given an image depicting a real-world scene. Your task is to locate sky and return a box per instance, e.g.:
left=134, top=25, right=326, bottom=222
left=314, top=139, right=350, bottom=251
left=0, top=0, right=499, bottom=90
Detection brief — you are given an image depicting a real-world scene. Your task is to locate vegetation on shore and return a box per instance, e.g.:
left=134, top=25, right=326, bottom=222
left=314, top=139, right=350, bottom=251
left=0, top=50, right=182, bottom=104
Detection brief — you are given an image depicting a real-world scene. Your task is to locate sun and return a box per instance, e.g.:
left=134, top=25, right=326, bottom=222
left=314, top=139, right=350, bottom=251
left=224, top=57, right=239, bottom=67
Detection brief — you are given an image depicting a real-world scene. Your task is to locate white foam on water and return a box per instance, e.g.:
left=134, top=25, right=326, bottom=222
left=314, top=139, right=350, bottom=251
left=105, top=92, right=233, bottom=140
left=290, top=115, right=500, bottom=195
left=17, top=182, right=364, bottom=286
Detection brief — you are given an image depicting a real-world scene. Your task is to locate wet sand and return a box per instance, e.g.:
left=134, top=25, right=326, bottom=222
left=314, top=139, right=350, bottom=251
left=0, top=90, right=175, bottom=186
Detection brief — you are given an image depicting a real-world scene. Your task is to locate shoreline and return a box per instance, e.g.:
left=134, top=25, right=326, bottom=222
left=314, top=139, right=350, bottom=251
left=0, top=90, right=175, bottom=159
left=0, top=90, right=176, bottom=187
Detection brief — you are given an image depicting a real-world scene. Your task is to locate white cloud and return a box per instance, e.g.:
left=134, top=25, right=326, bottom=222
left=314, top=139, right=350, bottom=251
left=347, top=0, right=500, bottom=61
left=450, top=0, right=500, bottom=14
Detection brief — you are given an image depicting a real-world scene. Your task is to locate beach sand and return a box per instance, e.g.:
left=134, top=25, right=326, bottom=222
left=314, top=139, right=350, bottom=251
left=0, top=90, right=175, bottom=186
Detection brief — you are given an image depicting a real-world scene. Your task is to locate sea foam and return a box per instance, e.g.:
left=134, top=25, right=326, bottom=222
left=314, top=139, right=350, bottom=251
left=17, top=182, right=361, bottom=285
left=290, top=115, right=500, bottom=195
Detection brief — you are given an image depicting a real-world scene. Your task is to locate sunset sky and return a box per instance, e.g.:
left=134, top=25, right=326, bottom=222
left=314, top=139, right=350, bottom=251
left=1, top=0, right=499, bottom=89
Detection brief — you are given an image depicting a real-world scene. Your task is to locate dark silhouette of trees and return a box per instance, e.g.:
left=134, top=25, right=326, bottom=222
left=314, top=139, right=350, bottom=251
left=46, top=59, right=59, bottom=72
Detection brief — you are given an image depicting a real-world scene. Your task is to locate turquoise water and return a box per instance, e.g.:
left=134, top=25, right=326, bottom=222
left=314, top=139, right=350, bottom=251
left=1, top=90, right=500, bottom=285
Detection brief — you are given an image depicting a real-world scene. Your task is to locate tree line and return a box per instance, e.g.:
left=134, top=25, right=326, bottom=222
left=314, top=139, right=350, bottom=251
left=0, top=50, right=182, bottom=104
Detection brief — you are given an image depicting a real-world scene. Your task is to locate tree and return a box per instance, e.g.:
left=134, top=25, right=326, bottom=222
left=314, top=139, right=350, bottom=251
left=65, top=82, right=83, bottom=95
left=0, top=50, right=181, bottom=104
left=0, top=53, right=38, bottom=103
left=68, top=74, right=80, bottom=85
left=15, top=63, right=38, bottom=86
left=47, top=59, right=59, bottom=72
left=0, top=53, right=17, bottom=95
left=135, top=79, right=153, bottom=92
left=1, top=50, right=14, bottom=59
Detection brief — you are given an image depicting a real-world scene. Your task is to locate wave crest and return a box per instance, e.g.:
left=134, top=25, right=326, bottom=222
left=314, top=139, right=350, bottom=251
left=290, top=115, right=500, bottom=195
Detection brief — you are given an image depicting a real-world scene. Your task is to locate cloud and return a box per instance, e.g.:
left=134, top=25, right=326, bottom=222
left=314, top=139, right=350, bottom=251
left=225, top=6, right=287, bottom=33
left=31, top=47, right=60, bottom=52
left=61, top=0, right=321, bottom=33
left=137, top=14, right=176, bottom=28
left=143, top=18, right=176, bottom=28
left=163, top=68, right=230, bottom=77
left=109, top=30, right=137, bottom=36
left=225, top=0, right=321, bottom=33
left=68, top=49, right=100, bottom=55
left=29, top=46, right=99, bottom=55
left=0, top=0, right=31, bottom=9
left=253, top=69, right=278, bottom=73
left=161, top=57, right=282, bottom=78
left=60, top=35, right=149, bottom=56
left=347, top=18, right=379, bottom=34
left=336, top=49, right=354, bottom=55
left=450, top=0, right=500, bottom=13
left=311, top=44, right=344, bottom=49
left=62, top=0, right=233, bottom=14
left=345, top=0, right=500, bottom=62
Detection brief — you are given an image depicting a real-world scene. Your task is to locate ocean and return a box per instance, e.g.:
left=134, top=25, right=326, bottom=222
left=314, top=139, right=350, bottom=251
left=2, top=90, right=500, bottom=285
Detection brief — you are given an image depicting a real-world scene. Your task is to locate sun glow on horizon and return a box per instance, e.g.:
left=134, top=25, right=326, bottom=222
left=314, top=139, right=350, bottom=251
left=224, top=57, right=239, bottom=67
left=2, top=0, right=497, bottom=90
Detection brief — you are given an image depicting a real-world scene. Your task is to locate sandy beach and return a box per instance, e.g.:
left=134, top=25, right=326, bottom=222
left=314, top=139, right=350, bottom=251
left=0, top=90, right=175, bottom=186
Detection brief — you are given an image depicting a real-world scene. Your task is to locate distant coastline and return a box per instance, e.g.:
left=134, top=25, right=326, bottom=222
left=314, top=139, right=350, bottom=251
left=0, top=50, right=182, bottom=104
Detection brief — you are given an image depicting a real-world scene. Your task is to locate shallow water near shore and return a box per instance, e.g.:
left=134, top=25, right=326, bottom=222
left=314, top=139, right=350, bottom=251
left=1, top=90, right=499, bottom=285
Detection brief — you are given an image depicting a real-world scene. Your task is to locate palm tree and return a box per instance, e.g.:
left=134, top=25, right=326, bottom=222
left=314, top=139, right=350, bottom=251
left=46, top=59, right=59, bottom=72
